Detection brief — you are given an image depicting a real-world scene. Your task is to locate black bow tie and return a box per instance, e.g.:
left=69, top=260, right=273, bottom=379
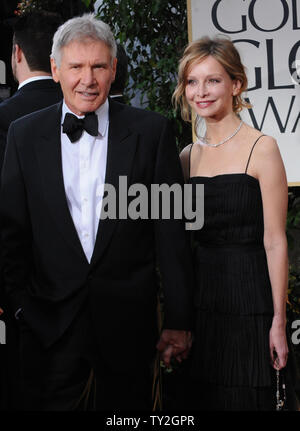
left=62, top=112, right=98, bottom=143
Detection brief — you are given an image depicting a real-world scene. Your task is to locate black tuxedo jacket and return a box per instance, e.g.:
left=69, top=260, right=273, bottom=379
left=0, top=99, right=194, bottom=370
left=0, top=79, right=62, bottom=332
left=0, top=79, right=62, bottom=172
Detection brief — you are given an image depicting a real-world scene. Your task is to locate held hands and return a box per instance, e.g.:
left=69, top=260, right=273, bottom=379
left=269, top=317, right=289, bottom=370
left=156, top=329, right=193, bottom=368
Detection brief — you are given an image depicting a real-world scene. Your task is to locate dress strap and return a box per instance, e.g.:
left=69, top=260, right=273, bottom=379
left=245, top=134, right=266, bottom=174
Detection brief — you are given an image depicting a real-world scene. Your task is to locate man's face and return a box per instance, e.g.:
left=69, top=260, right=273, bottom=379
left=51, top=38, right=117, bottom=115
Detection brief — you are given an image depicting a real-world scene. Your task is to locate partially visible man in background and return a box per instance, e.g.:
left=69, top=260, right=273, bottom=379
left=109, top=44, right=128, bottom=104
left=0, top=10, right=63, bottom=171
left=0, top=10, right=62, bottom=410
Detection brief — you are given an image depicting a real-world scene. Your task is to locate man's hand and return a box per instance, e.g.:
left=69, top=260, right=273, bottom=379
left=156, top=329, right=193, bottom=368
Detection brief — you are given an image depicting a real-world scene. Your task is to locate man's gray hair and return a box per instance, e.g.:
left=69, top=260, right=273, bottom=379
left=51, top=13, right=117, bottom=67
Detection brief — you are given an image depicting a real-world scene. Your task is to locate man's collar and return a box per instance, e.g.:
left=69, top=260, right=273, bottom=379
left=18, top=75, right=53, bottom=90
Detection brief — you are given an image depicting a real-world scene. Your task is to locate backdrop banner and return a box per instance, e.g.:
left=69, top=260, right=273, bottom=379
left=188, top=0, right=300, bottom=184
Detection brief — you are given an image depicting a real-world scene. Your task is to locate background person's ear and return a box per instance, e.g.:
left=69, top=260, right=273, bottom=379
left=14, top=44, right=23, bottom=64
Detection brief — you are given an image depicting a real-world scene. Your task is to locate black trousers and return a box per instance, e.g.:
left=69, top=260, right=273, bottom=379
left=18, top=304, right=153, bottom=411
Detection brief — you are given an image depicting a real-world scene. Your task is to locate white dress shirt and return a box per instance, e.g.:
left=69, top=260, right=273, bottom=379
left=61, top=99, right=109, bottom=262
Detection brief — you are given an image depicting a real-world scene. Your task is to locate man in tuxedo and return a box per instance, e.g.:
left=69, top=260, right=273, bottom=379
left=0, top=10, right=62, bottom=410
left=0, top=14, right=193, bottom=411
left=0, top=10, right=63, bottom=171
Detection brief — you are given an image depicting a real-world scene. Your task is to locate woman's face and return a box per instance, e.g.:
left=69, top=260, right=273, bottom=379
left=184, top=55, right=241, bottom=120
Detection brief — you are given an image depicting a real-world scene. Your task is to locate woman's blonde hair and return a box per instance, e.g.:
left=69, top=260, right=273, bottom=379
left=172, top=36, right=251, bottom=125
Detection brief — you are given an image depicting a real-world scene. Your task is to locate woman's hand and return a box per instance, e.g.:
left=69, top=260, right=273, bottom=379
left=269, top=317, right=289, bottom=370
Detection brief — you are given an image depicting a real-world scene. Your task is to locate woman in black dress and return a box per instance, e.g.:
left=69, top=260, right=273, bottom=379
left=172, top=36, right=298, bottom=410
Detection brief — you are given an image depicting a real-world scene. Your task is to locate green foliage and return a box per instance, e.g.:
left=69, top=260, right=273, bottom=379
left=81, top=0, right=92, bottom=7
left=96, top=0, right=192, bottom=149
left=15, top=0, right=93, bottom=19
left=15, top=0, right=64, bottom=15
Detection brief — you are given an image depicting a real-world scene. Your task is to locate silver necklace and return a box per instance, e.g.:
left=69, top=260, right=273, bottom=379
left=201, top=120, right=243, bottom=148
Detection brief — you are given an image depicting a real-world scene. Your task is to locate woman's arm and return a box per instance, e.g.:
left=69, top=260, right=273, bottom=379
left=253, top=135, right=289, bottom=370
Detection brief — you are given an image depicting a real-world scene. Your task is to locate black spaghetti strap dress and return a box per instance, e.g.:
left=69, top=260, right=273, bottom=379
left=187, top=136, right=299, bottom=410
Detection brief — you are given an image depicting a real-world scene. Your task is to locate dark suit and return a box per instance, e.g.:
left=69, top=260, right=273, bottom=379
left=0, top=99, right=193, bottom=410
left=0, top=78, right=62, bottom=410
left=0, top=79, right=63, bottom=171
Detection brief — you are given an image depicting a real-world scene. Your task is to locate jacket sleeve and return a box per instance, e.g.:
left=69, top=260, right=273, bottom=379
left=0, top=123, right=32, bottom=314
left=153, top=117, right=195, bottom=330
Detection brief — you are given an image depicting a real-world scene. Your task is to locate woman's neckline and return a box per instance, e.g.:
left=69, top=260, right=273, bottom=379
left=189, top=172, right=259, bottom=183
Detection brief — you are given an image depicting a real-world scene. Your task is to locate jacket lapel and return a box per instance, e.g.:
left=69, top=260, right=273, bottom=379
left=35, top=102, right=88, bottom=263
left=90, top=100, right=138, bottom=268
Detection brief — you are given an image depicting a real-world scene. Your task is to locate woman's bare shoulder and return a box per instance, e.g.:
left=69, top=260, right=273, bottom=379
left=179, top=143, right=193, bottom=158
left=243, top=123, right=278, bottom=154
left=179, top=143, right=194, bottom=181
